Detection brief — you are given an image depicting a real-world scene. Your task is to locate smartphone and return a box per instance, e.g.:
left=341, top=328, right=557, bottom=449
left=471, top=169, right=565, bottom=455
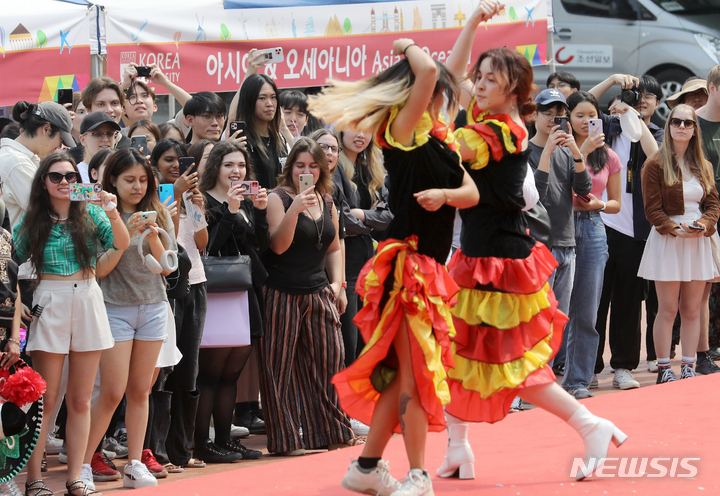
left=140, top=211, right=157, bottom=223
left=231, top=180, right=259, bottom=196
left=69, top=183, right=103, bottom=201
left=131, top=135, right=149, bottom=156
left=588, top=118, right=602, bottom=138
left=688, top=222, right=705, bottom=231
left=298, top=174, right=314, bottom=192
left=577, top=194, right=591, bottom=203
left=554, top=116, right=570, bottom=134
left=257, top=47, right=284, bottom=64
left=135, top=66, right=152, bottom=77
left=178, top=157, right=195, bottom=176
left=57, top=88, right=73, bottom=106
left=229, top=121, right=246, bottom=136
left=158, top=184, right=175, bottom=206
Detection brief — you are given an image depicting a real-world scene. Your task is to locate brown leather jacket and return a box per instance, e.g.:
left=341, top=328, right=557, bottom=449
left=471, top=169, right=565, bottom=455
left=641, top=152, right=720, bottom=236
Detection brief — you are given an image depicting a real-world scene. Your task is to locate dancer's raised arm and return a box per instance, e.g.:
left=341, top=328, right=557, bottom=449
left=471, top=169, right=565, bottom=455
left=446, top=0, right=505, bottom=110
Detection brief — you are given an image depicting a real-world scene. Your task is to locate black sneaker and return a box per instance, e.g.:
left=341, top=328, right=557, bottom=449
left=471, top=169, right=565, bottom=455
left=233, top=410, right=266, bottom=435
left=656, top=366, right=678, bottom=384
left=680, top=364, right=698, bottom=379
left=221, top=438, right=262, bottom=459
left=552, top=363, right=565, bottom=376
left=194, top=440, right=243, bottom=463
left=696, top=353, right=720, bottom=375
left=706, top=347, right=720, bottom=361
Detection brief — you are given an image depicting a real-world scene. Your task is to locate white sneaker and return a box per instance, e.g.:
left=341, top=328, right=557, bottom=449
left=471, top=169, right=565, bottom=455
left=58, top=442, right=67, bottom=464
left=46, top=433, right=63, bottom=455
left=589, top=374, right=599, bottom=389
left=648, top=360, right=658, bottom=372
left=123, top=460, right=158, bottom=489
left=341, top=459, right=401, bottom=496
left=612, top=369, right=639, bottom=390
left=102, top=448, right=117, bottom=461
left=81, top=463, right=95, bottom=491
left=391, top=469, right=434, bottom=496
left=350, top=418, right=370, bottom=437
left=230, top=424, right=250, bottom=439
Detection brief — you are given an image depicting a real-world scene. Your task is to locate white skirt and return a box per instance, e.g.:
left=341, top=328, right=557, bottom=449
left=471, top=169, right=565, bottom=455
left=638, top=219, right=720, bottom=282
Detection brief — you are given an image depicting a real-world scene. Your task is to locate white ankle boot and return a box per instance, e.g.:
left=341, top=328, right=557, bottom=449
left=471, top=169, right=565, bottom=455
left=567, top=405, right=628, bottom=480
left=436, top=412, right=475, bottom=479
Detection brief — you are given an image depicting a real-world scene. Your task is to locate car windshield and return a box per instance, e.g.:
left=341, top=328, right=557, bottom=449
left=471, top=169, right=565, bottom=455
left=650, top=0, right=720, bottom=15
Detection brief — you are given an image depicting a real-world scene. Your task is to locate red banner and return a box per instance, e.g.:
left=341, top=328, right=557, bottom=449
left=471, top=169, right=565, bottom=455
left=106, top=22, right=547, bottom=95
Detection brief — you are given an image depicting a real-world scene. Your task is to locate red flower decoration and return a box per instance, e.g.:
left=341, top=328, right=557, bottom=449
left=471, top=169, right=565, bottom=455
left=1, top=367, right=46, bottom=406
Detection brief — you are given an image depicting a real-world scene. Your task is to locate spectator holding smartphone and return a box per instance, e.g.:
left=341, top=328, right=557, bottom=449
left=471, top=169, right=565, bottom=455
left=150, top=138, right=210, bottom=469
left=14, top=151, right=129, bottom=496
left=187, top=139, right=215, bottom=179
left=562, top=91, right=623, bottom=396
left=70, top=92, right=88, bottom=145
left=129, top=120, right=162, bottom=154
left=528, top=89, right=593, bottom=379
left=260, top=138, right=354, bottom=456
left=194, top=141, right=265, bottom=462
left=232, top=74, right=288, bottom=189
left=639, top=104, right=720, bottom=383
left=83, top=148, right=178, bottom=490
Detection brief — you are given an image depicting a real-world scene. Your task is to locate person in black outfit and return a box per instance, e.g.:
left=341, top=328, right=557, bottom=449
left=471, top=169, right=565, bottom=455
left=195, top=141, right=266, bottom=463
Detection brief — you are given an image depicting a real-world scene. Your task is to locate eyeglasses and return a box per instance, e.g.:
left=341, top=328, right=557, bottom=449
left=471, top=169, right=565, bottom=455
left=539, top=111, right=566, bottom=120
left=669, top=118, right=695, bottom=129
left=549, top=82, right=570, bottom=89
left=318, top=143, right=342, bottom=154
left=199, top=113, right=225, bottom=123
left=46, top=172, right=80, bottom=184
left=126, top=93, right=147, bottom=106
left=88, top=131, right=117, bottom=140
left=640, top=93, right=658, bottom=102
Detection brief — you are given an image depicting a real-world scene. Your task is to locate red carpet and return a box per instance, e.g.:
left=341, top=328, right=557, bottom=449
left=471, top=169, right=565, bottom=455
left=134, top=375, right=719, bottom=495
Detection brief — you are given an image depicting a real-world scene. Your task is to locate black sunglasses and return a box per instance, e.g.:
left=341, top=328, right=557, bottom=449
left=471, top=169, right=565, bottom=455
left=669, top=118, right=695, bottom=129
left=46, top=171, right=80, bottom=184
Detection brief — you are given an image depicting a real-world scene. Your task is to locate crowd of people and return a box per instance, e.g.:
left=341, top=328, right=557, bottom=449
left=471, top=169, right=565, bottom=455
left=0, top=1, right=719, bottom=495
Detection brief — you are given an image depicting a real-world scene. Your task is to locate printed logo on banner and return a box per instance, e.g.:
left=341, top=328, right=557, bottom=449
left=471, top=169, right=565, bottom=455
left=120, top=51, right=137, bottom=81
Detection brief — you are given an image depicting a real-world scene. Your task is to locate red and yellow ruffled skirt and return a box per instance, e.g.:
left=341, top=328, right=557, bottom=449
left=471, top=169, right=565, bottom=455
left=332, top=236, right=458, bottom=433
left=445, top=242, right=568, bottom=424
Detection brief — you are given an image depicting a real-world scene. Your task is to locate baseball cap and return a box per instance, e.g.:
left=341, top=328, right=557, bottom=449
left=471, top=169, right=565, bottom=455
left=80, top=111, right=122, bottom=135
left=35, top=101, right=74, bottom=147
left=535, top=88, right=567, bottom=107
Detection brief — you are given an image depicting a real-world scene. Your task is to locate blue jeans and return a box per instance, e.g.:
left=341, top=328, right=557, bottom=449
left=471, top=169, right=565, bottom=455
left=548, top=245, right=576, bottom=367
left=562, top=211, right=609, bottom=390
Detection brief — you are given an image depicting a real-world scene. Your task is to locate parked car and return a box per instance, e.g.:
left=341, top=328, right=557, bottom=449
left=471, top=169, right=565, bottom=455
left=535, top=0, right=720, bottom=123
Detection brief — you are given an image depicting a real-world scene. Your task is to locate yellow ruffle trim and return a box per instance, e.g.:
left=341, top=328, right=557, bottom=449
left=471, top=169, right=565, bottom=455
left=358, top=241, right=456, bottom=405
left=447, top=323, right=557, bottom=398
left=454, top=127, right=490, bottom=170
left=382, top=105, right=461, bottom=160
left=450, top=284, right=552, bottom=330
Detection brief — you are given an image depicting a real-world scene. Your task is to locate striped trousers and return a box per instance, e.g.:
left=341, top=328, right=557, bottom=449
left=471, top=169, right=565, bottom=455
left=260, top=285, right=354, bottom=453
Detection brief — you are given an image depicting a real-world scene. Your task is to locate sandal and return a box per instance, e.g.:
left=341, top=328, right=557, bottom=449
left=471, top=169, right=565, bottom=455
left=25, top=480, right=53, bottom=496
left=41, top=452, right=48, bottom=472
left=328, top=437, right=365, bottom=450
left=183, top=457, right=206, bottom=468
left=164, top=462, right=184, bottom=473
left=64, top=480, right=99, bottom=496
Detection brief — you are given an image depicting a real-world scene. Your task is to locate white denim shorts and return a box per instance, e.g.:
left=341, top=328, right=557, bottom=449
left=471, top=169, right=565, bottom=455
left=28, top=279, right=114, bottom=354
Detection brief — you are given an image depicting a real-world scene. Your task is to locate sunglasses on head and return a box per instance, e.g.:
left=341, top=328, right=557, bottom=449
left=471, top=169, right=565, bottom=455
left=669, top=118, right=695, bottom=129
left=46, top=171, right=80, bottom=184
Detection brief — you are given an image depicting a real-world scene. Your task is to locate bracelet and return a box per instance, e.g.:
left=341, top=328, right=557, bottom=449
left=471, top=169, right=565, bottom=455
left=341, top=281, right=347, bottom=289
left=6, top=338, right=20, bottom=345
left=599, top=201, right=607, bottom=212
left=441, top=189, right=448, bottom=205
left=107, top=214, right=119, bottom=221
left=403, top=43, right=419, bottom=56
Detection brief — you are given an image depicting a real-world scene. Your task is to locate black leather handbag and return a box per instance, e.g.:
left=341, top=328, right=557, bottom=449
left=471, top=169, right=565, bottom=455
left=202, top=226, right=252, bottom=293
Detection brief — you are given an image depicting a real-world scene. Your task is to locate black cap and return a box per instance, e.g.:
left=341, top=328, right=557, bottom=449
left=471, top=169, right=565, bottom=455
left=80, top=111, right=122, bottom=135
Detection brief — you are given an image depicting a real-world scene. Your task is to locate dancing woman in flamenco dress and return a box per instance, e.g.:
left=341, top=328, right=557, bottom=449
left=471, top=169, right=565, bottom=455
left=438, top=0, right=628, bottom=482
left=310, top=38, right=479, bottom=496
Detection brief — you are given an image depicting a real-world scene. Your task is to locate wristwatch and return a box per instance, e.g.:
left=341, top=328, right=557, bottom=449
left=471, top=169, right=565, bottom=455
left=573, top=153, right=585, bottom=163
left=599, top=201, right=607, bottom=212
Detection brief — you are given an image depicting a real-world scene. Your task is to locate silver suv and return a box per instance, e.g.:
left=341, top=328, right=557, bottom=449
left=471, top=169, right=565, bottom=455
left=535, top=0, right=720, bottom=122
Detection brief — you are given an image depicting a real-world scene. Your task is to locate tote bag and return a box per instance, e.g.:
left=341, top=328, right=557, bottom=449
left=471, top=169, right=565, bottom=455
left=200, top=292, right=251, bottom=347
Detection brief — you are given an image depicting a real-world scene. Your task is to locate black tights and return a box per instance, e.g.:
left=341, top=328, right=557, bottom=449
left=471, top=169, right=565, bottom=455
left=195, top=345, right=253, bottom=447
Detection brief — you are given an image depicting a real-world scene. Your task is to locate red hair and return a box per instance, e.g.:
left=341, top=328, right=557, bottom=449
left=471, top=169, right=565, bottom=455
left=470, top=48, right=536, bottom=117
